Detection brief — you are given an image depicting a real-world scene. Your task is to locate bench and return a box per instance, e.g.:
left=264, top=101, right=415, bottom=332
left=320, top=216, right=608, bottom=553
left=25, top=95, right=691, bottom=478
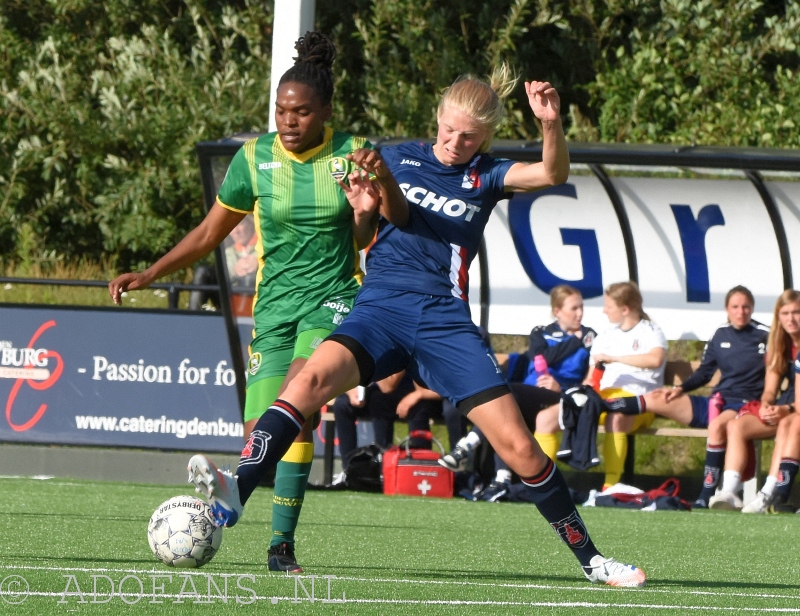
left=317, top=360, right=762, bottom=499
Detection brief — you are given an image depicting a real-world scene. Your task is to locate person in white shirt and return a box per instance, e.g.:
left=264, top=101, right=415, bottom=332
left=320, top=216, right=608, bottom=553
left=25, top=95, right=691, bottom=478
left=588, top=281, right=667, bottom=489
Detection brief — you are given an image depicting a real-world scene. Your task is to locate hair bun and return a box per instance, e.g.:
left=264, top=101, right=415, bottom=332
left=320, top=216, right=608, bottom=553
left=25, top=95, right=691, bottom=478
left=294, top=31, right=336, bottom=69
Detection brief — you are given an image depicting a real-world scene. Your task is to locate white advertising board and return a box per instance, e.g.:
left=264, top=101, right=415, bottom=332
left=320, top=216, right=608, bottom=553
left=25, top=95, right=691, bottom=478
left=473, top=171, right=798, bottom=341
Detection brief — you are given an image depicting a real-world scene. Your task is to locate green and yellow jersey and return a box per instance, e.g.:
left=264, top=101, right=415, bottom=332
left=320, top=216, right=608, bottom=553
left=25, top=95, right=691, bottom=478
left=217, top=127, right=370, bottom=330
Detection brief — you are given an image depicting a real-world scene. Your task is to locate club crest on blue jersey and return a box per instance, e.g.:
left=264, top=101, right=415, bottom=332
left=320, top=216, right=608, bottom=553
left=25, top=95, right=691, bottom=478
left=328, top=157, right=349, bottom=181
left=461, top=155, right=483, bottom=189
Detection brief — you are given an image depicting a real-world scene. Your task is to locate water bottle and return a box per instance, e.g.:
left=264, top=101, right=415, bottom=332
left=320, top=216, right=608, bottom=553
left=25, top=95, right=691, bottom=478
left=590, top=360, right=606, bottom=392
left=533, top=355, right=549, bottom=380
left=708, top=391, right=724, bottom=424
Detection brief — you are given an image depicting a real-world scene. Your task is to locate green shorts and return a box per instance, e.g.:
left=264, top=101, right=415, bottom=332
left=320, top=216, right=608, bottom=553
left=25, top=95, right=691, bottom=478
left=243, top=293, right=356, bottom=421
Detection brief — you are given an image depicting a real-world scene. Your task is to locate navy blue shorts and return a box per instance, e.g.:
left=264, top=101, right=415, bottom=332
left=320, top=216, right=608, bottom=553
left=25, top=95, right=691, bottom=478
left=331, top=287, right=506, bottom=407
left=688, top=395, right=747, bottom=428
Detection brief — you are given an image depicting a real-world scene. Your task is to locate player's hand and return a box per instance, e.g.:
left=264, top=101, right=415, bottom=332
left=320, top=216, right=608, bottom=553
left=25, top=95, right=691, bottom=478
left=536, top=374, right=561, bottom=392
left=347, top=148, right=389, bottom=179
left=593, top=353, right=614, bottom=365
left=664, top=386, right=683, bottom=403
left=525, top=81, right=561, bottom=124
left=346, top=388, right=366, bottom=408
left=759, top=403, right=787, bottom=426
left=338, top=169, right=380, bottom=218
left=234, top=254, right=258, bottom=277
left=395, top=392, right=419, bottom=419
left=108, top=272, right=152, bottom=305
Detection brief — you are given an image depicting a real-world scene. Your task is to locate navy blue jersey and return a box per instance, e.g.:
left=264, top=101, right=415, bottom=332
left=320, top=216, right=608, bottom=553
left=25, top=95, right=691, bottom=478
left=527, top=322, right=597, bottom=388
left=681, top=320, right=769, bottom=400
left=364, top=142, right=515, bottom=299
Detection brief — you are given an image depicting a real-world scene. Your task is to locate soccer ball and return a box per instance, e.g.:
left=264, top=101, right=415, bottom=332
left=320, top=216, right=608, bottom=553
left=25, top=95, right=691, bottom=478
left=147, top=495, right=223, bottom=568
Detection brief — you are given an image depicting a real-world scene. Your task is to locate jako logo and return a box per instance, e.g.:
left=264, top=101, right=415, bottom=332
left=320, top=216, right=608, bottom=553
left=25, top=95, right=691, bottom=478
left=398, top=184, right=482, bottom=222
left=400, top=159, right=421, bottom=166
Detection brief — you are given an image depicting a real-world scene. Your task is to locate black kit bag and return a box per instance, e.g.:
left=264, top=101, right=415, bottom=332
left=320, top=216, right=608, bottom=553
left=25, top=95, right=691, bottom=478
left=342, top=444, right=384, bottom=492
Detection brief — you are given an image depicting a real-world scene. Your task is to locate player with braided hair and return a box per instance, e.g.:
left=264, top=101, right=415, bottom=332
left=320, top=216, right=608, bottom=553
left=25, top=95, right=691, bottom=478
left=110, top=30, right=390, bottom=573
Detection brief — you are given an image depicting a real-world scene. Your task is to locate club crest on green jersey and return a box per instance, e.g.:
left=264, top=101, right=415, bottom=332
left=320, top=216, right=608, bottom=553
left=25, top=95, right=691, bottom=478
left=248, top=352, right=262, bottom=376
left=328, top=157, right=349, bottom=181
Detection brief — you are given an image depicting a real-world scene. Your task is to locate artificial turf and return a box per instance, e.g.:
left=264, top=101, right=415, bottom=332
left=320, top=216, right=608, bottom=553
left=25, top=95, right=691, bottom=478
left=1, top=476, right=798, bottom=614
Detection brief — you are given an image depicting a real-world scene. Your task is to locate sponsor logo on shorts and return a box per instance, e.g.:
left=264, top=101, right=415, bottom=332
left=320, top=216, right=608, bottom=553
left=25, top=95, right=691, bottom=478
left=551, top=512, right=588, bottom=548
left=247, top=352, right=262, bottom=376
left=322, top=300, right=351, bottom=314
left=328, top=157, right=349, bottom=181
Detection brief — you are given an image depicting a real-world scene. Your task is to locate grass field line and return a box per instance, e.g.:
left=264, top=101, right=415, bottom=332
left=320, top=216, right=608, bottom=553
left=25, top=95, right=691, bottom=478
left=2, top=564, right=799, bottom=603
left=2, top=590, right=800, bottom=612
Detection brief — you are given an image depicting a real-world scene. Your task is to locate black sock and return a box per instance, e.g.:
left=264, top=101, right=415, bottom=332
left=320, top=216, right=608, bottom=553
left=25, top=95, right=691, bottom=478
left=520, top=459, right=600, bottom=567
left=236, top=400, right=305, bottom=504
left=696, top=445, right=725, bottom=502
left=775, top=458, right=800, bottom=500
left=603, top=396, right=645, bottom=415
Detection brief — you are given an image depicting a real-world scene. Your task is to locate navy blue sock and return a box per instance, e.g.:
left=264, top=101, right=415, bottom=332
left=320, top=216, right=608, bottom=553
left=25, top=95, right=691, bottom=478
left=520, top=459, right=600, bottom=567
left=236, top=400, right=305, bottom=504
left=775, top=458, right=800, bottom=499
left=696, top=445, right=725, bottom=502
left=603, top=396, right=645, bottom=415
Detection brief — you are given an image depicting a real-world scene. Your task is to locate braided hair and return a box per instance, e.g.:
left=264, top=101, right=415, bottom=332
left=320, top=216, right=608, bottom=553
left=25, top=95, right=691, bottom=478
left=278, top=31, right=336, bottom=105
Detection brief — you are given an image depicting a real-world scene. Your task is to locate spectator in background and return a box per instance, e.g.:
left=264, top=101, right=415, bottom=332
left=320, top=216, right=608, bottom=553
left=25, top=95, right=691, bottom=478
left=440, top=285, right=592, bottom=501
left=586, top=281, right=667, bottom=491
left=189, top=215, right=259, bottom=311
left=527, top=285, right=597, bottom=460
left=709, top=289, right=800, bottom=510
left=744, top=364, right=800, bottom=513
left=333, top=370, right=443, bottom=462
left=225, top=216, right=258, bottom=288
left=643, top=285, right=769, bottom=508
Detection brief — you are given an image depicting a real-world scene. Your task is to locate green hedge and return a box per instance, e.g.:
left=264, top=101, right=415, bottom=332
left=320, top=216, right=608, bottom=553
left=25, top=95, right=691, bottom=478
left=2, top=0, right=798, bottom=270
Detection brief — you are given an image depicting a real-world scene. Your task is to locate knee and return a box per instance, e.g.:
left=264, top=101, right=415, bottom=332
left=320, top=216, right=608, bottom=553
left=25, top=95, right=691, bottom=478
left=707, top=415, right=731, bottom=442
left=644, top=390, right=664, bottom=409
left=606, top=412, right=633, bottom=433
left=535, top=405, right=559, bottom=433
left=726, top=418, right=743, bottom=439
left=497, top=431, right=538, bottom=463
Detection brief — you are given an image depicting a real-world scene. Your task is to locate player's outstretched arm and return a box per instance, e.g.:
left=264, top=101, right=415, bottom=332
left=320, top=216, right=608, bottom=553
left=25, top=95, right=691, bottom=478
left=503, top=81, right=569, bottom=193
left=348, top=148, right=409, bottom=227
left=108, top=203, right=245, bottom=305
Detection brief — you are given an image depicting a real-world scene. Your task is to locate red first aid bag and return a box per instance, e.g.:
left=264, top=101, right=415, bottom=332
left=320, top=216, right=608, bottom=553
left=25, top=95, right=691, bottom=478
left=382, top=430, right=454, bottom=498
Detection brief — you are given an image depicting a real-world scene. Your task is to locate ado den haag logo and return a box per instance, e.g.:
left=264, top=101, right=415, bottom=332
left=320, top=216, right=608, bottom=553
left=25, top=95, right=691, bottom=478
left=1, top=320, right=63, bottom=432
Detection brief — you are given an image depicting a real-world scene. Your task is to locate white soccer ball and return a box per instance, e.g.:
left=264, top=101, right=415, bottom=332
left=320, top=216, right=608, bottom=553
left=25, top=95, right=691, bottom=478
left=147, top=495, right=223, bottom=568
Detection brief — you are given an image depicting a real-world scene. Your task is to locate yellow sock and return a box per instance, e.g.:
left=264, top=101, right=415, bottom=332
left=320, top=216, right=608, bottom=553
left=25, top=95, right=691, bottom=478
left=603, top=432, right=628, bottom=489
left=534, top=432, right=560, bottom=461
